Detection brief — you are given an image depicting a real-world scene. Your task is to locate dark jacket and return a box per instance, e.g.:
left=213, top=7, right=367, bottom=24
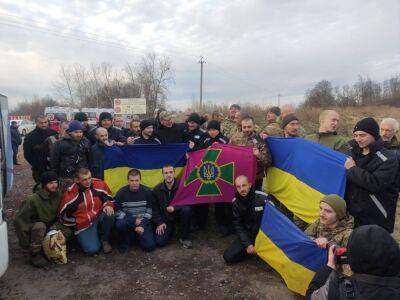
left=51, top=135, right=91, bottom=178
left=88, top=125, right=126, bottom=144
left=345, top=139, right=399, bottom=232
left=90, top=142, right=107, bottom=180
left=183, top=127, right=206, bottom=151
left=23, top=127, right=58, bottom=171
left=83, top=124, right=95, bottom=140
left=152, top=179, right=179, bottom=225
left=156, top=123, right=185, bottom=144
left=201, top=132, right=229, bottom=148
left=232, top=188, right=269, bottom=247
left=132, top=135, right=162, bottom=145
left=306, top=225, right=400, bottom=300
left=10, top=126, right=22, bottom=147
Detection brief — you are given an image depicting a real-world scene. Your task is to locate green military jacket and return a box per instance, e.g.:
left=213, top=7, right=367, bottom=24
left=261, top=122, right=283, bottom=137
left=306, top=132, right=350, bottom=153
left=221, top=118, right=236, bottom=139
left=305, top=215, right=354, bottom=247
left=14, top=188, right=62, bottom=249
left=230, top=131, right=272, bottom=179
left=383, top=136, right=400, bottom=150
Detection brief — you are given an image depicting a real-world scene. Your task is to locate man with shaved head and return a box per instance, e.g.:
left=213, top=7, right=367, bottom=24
left=90, top=127, right=114, bottom=180
left=306, top=110, right=350, bottom=153
left=223, top=175, right=270, bottom=264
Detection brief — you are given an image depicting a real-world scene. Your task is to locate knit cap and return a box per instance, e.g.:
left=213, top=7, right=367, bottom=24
left=353, top=117, right=380, bottom=140
left=40, top=171, right=58, bottom=187
left=67, top=120, right=83, bottom=133
left=281, top=113, right=299, bottom=129
left=207, top=120, right=221, bottom=131
left=140, top=119, right=154, bottom=131
left=187, top=113, right=202, bottom=124
left=320, top=194, right=347, bottom=220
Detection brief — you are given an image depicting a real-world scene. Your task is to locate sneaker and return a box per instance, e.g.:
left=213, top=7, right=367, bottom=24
left=30, top=253, right=49, bottom=268
left=102, top=241, right=113, bottom=254
left=179, top=239, right=193, bottom=249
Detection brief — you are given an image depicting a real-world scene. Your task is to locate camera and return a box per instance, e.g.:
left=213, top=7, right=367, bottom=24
left=326, top=241, right=348, bottom=265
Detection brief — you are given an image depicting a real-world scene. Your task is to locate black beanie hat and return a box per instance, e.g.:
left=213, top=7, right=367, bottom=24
left=281, top=113, right=299, bottom=129
left=99, top=112, right=113, bottom=123
left=347, top=225, right=400, bottom=277
left=140, top=119, right=154, bottom=131
left=207, top=120, right=221, bottom=131
left=353, top=117, right=380, bottom=140
left=40, top=171, right=58, bottom=187
left=187, top=113, right=202, bottom=125
left=74, top=112, right=88, bottom=122
left=267, top=106, right=281, bottom=117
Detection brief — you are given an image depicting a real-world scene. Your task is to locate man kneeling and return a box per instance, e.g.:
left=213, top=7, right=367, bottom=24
left=152, top=165, right=193, bottom=249
left=14, top=171, right=62, bottom=267
left=223, top=175, right=269, bottom=264
left=59, top=168, right=115, bottom=255
left=305, top=194, right=353, bottom=248
left=115, top=169, right=156, bottom=252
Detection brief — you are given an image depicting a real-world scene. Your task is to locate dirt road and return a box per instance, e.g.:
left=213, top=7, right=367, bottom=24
left=0, top=157, right=299, bottom=299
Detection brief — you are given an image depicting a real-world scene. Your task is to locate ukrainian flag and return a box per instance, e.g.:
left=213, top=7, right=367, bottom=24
left=265, top=137, right=347, bottom=223
left=104, top=144, right=188, bottom=195
left=255, top=202, right=327, bottom=296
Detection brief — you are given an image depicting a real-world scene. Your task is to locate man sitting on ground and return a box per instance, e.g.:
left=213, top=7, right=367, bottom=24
left=132, top=119, right=162, bottom=145
left=14, top=171, right=64, bottom=267
left=223, top=175, right=270, bottom=264
left=114, top=169, right=156, bottom=252
left=152, top=165, right=193, bottom=249
left=306, top=110, right=350, bottom=153
left=59, top=168, right=115, bottom=255
left=305, top=194, right=353, bottom=248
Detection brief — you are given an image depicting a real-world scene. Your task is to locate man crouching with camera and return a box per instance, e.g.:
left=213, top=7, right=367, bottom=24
left=306, top=225, right=400, bottom=300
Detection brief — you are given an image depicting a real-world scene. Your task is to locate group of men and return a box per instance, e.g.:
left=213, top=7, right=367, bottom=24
left=13, top=103, right=400, bottom=296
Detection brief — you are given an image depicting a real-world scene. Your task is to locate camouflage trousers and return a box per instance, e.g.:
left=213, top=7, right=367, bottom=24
left=30, top=222, right=73, bottom=254
left=30, top=222, right=47, bottom=254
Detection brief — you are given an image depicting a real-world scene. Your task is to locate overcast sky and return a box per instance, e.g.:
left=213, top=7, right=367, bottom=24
left=0, top=0, right=399, bottom=110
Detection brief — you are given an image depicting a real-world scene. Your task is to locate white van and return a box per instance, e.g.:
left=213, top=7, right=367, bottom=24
left=0, top=94, right=13, bottom=277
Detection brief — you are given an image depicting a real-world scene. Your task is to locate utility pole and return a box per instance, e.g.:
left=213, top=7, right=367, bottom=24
left=278, top=93, right=281, bottom=107
left=198, top=56, right=205, bottom=112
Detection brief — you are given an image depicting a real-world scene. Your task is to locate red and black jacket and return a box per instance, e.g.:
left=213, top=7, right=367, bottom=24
left=59, top=179, right=114, bottom=234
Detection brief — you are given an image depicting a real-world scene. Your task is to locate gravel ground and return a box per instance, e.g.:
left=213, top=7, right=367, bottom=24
left=0, top=153, right=299, bottom=300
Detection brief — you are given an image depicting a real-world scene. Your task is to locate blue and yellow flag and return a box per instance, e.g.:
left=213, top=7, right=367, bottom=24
left=265, top=137, right=347, bottom=223
left=255, top=202, right=327, bottom=296
left=104, top=144, right=188, bottom=195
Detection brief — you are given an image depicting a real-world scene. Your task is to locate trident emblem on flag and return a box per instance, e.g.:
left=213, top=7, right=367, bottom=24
left=184, top=149, right=234, bottom=196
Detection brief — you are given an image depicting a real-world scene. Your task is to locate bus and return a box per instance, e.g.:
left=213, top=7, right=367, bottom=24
left=0, top=94, right=14, bottom=277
